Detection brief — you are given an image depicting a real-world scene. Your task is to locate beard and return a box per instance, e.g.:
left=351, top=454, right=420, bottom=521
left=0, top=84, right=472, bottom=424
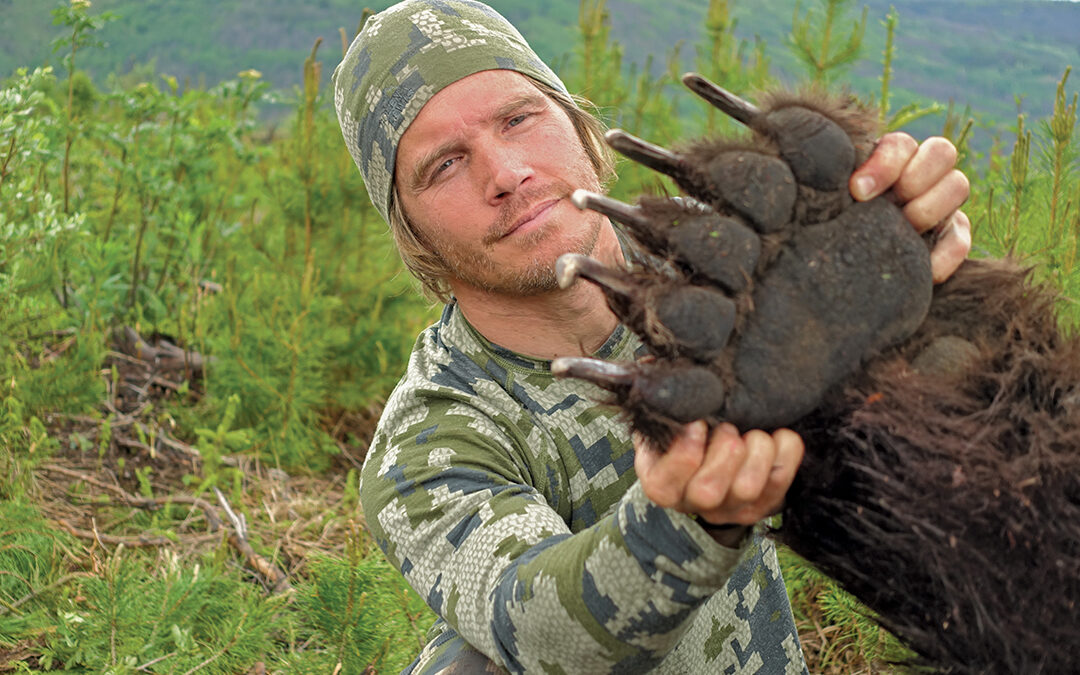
left=422, top=179, right=605, bottom=297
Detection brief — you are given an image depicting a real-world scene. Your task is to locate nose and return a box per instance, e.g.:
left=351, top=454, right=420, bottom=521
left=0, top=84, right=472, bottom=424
left=481, top=142, right=533, bottom=204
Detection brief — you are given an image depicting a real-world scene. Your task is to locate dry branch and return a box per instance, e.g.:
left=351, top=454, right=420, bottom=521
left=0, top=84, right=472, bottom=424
left=54, top=518, right=216, bottom=548
left=39, top=464, right=222, bottom=531
left=115, top=325, right=214, bottom=376
left=214, top=487, right=292, bottom=593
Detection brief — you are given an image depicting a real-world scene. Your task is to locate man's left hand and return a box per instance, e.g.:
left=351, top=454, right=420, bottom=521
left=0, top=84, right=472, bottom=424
left=850, top=132, right=972, bottom=283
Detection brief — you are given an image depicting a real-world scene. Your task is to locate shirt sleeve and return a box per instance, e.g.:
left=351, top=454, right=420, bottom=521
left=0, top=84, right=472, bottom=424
left=362, top=390, right=752, bottom=674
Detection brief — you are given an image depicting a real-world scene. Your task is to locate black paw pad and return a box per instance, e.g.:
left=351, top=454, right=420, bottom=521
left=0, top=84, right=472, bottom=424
left=553, top=74, right=933, bottom=446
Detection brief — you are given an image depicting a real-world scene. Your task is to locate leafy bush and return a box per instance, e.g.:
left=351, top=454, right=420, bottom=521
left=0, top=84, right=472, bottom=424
left=2, top=3, right=434, bottom=475
left=0, top=66, right=105, bottom=421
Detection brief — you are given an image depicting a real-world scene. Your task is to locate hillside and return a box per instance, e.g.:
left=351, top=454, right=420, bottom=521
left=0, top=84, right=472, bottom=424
left=738, top=0, right=1080, bottom=131
left=1, top=0, right=1077, bottom=136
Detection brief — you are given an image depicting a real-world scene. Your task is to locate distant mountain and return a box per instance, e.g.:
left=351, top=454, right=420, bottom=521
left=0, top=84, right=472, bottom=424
left=2, top=0, right=1077, bottom=139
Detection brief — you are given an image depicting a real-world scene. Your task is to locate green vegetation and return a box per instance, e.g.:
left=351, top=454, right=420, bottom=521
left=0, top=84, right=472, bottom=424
left=0, top=0, right=1076, bottom=671
left=1, top=0, right=1077, bottom=140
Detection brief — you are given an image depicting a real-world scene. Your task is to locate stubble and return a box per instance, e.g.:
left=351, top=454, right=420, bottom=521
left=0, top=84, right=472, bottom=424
left=425, top=181, right=604, bottom=297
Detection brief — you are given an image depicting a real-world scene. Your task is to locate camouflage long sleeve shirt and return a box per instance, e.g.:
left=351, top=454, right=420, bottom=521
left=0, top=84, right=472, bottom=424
left=361, top=302, right=808, bottom=674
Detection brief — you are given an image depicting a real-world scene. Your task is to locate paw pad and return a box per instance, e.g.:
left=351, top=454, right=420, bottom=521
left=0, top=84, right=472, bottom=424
left=553, top=74, right=934, bottom=444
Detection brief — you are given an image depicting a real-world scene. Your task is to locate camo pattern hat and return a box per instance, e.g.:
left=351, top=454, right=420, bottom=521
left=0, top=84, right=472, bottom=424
left=332, top=0, right=569, bottom=224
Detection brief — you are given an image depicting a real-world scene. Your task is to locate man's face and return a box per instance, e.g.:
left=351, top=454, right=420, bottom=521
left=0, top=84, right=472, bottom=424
left=394, top=70, right=606, bottom=297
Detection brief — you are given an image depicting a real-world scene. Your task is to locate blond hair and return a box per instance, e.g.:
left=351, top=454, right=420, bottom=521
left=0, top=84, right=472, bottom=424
left=387, top=79, right=616, bottom=303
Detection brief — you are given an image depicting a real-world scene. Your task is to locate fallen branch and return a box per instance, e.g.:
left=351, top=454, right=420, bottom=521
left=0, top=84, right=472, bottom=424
left=136, top=651, right=176, bottom=672
left=214, top=487, right=291, bottom=593
left=39, top=465, right=222, bottom=532
left=116, top=325, right=214, bottom=377
left=38, top=417, right=228, bottom=464
left=40, top=464, right=135, bottom=499
left=132, top=420, right=215, bottom=461
left=39, top=335, right=78, bottom=365
left=54, top=518, right=208, bottom=548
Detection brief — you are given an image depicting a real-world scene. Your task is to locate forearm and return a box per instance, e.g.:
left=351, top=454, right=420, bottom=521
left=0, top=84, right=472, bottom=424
left=369, top=455, right=747, bottom=673
left=487, top=481, right=748, bottom=672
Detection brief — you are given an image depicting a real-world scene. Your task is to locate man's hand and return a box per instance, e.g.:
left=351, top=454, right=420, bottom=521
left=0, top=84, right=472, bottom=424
left=850, top=132, right=972, bottom=283
left=635, top=421, right=805, bottom=546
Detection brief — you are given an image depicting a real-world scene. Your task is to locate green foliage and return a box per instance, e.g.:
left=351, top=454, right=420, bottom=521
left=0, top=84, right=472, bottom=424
left=0, top=65, right=105, bottom=420
left=567, top=0, right=667, bottom=197
left=192, top=393, right=252, bottom=492
left=0, top=393, right=56, bottom=501
left=40, top=548, right=284, bottom=673
left=289, top=525, right=435, bottom=673
left=202, top=262, right=345, bottom=471
left=0, top=502, right=75, bottom=649
left=2, top=2, right=434, bottom=473
left=779, top=546, right=914, bottom=669
left=566, top=0, right=775, bottom=199
left=965, top=68, right=1080, bottom=322
left=876, top=7, right=944, bottom=133
left=788, top=0, right=868, bottom=85
left=695, top=0, right=773, bottom=135
left=196, top=39, right=431, bottom=470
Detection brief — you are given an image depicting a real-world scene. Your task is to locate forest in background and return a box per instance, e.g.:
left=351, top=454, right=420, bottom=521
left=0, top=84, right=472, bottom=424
left=1, top=0, right=1077, bottom=671
left=2, top=0, right=1079, bottom=142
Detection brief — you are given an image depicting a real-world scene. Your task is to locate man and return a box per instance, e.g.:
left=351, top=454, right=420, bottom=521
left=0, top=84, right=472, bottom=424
left=333, top=2, right=971, bottom=672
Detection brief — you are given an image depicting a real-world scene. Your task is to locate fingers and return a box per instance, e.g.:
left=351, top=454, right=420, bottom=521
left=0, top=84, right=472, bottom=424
left=901, top=169, right=970, bottom=233
left=853, top=134, right=968, bottom=215
left=930, top=210, right=973, bottom=283
left=706, top=428, right=804, bottom=525
left=758, top=429, right=804, bottom=514
left=683, top=423, right=746, bottom=508
left=890, top=136, right=958, bottom=204
left=727, top=429, right=777, bottom=504
left=851, top=132, right=971, bottom=283
left=638, top=422, right=804, bottom=529
left=850, top=132, right=919, bottom=201
left=635, top=421, right=707, bottom=508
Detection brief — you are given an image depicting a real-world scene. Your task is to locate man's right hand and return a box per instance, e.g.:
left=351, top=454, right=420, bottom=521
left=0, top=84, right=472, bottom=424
left=634, top=421, right=804, bottom=546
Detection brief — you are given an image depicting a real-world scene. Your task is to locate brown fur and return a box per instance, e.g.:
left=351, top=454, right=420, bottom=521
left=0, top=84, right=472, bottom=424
left=585, top=80, right=1080, bottom=671
left=781, top=259, right=1080, bottom=673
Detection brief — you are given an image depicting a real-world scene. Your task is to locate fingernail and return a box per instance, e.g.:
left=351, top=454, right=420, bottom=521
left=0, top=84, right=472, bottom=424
left=717, top=422, right=739, bottom=436
left=683, top=421, right=706, bottom=442
left=853, top=175, right=876, bottom=200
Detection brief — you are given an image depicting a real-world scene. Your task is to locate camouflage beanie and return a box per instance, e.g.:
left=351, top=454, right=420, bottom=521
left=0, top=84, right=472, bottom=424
left=332, top=0, right=569, bottom=225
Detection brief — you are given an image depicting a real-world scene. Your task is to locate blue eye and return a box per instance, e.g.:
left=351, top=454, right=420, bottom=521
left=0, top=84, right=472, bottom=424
left=509, top=113, right=529, bottom=127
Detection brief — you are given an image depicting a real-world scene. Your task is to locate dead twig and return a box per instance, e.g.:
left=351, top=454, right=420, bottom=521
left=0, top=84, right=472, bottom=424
left=39, top=464, right=222, bottom=532
left=116, top=435, right=153, bottom=454
left=136, top=651, right=176, bottom=672
left=39, top=335, right=78, bottom=365
left=55, top=518, right=206, bottom=548
left=132, top=420, right=212, bottom=461
left=214, top=487, right=291, bottom=593
left=116, top=325, right=213, bottom=377
left=40, top=464, right=130, bottom=498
